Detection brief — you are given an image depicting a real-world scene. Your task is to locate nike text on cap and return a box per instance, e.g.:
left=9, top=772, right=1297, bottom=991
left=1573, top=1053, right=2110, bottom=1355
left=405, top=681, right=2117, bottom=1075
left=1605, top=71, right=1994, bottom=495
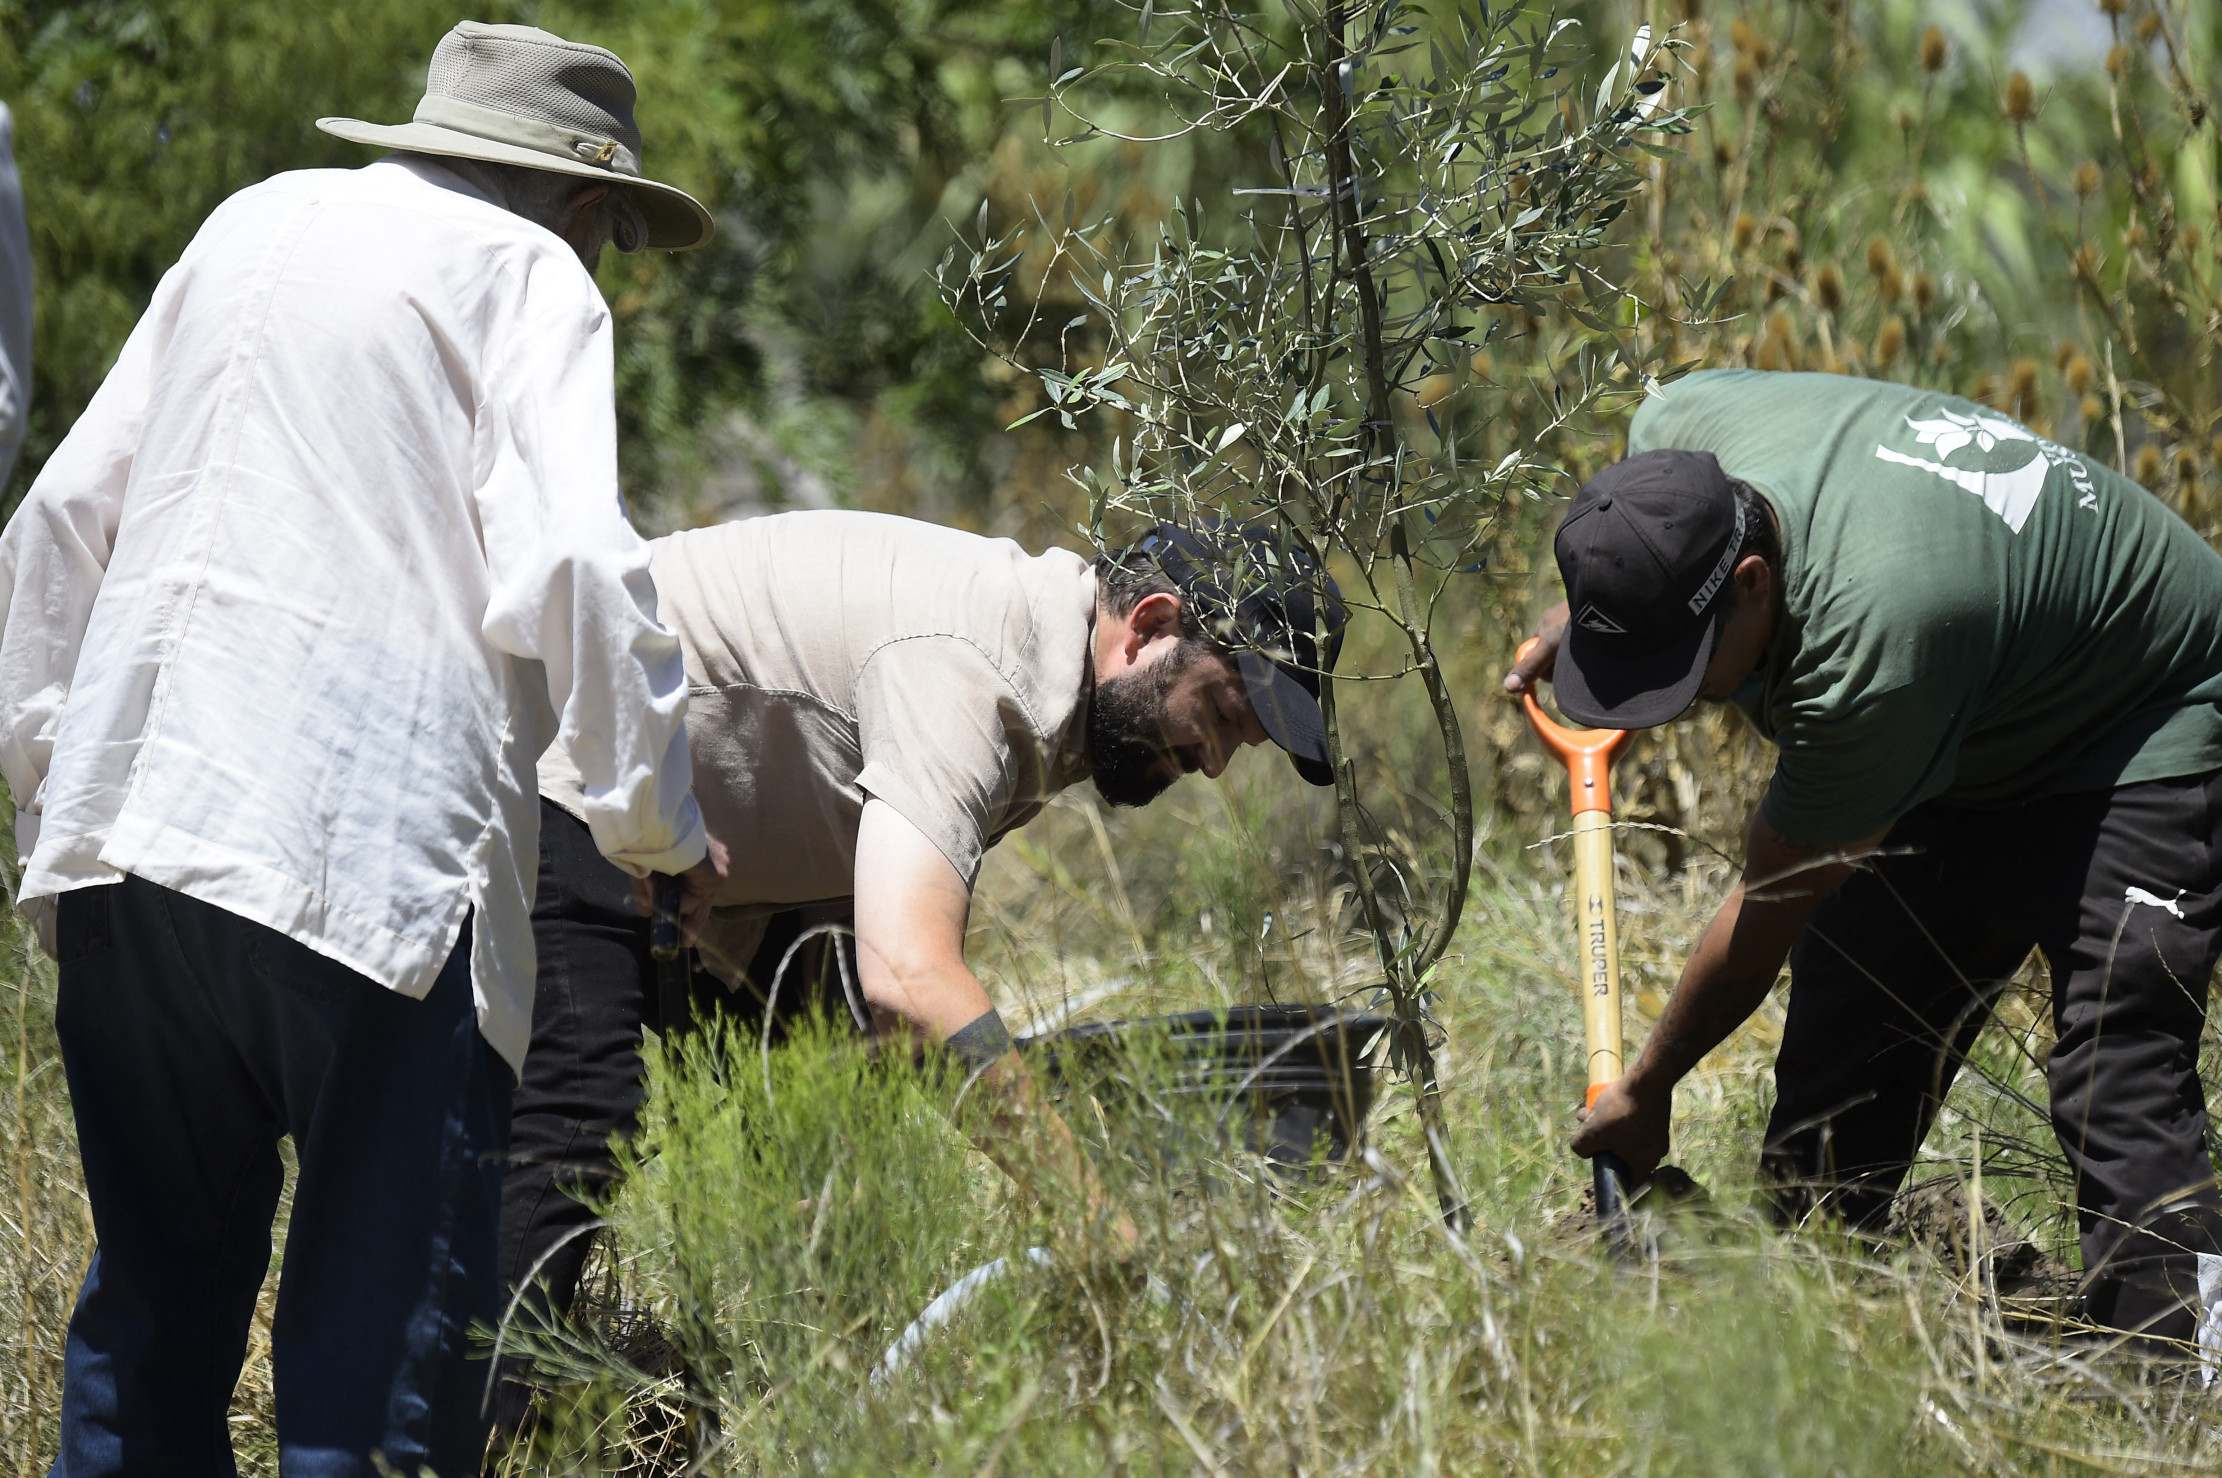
left=1552, top=449, right=1744, bottom=730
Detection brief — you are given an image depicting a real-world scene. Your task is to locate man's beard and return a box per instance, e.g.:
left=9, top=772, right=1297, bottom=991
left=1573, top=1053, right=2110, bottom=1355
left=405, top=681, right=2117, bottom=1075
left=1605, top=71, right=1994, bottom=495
left=1088, top=640, right=1209, bottom=808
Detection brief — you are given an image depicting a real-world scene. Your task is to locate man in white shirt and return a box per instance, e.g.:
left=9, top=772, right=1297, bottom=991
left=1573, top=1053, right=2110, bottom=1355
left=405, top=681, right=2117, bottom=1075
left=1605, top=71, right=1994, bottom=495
left=0, top=23, right=723, bottom=1474
left=495, top=512, right=1344, bottom=1431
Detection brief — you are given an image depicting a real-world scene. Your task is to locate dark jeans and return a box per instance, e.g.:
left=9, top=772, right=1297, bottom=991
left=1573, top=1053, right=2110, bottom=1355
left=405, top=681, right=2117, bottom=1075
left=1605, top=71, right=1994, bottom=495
left=1763, top=772, right=2222, bottom=1345
left=51, top=874, right=513, bottom=1477
left=492, top=802, right=851, bottom=1436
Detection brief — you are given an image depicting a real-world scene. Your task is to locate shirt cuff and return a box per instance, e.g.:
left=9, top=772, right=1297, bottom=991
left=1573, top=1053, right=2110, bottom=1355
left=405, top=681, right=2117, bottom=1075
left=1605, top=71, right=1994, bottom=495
left=11, top=801, right=39, bottom=866
left=855, top=764, right=985, bottom=889
left=600, top=794, right=709, bottom=878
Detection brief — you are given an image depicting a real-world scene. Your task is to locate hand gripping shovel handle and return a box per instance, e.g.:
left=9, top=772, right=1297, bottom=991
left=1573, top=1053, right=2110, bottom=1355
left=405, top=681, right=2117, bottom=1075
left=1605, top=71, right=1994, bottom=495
left=1515, top=639, right=1639, bottom=1249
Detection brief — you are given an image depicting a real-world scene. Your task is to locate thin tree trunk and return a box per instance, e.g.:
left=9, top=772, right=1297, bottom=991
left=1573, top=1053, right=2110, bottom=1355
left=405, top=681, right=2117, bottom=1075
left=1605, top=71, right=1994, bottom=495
left=1318, top=1, right=1470, bottom=1233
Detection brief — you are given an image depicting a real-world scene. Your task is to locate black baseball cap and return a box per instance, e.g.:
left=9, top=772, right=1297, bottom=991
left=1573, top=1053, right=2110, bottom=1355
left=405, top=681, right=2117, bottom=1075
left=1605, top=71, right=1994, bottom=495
left=1553, top=450, right=1745, bottom=729
left=1125, top=520, right=1347, bottom=786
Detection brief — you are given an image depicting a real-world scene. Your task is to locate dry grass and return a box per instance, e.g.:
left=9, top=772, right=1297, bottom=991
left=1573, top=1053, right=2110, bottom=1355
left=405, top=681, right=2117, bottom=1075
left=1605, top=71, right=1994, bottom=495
left=10, top=609, right=2220, bottom=1472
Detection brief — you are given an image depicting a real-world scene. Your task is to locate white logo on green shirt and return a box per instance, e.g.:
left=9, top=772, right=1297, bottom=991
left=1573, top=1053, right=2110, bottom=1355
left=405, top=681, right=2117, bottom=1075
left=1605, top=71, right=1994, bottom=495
left=1873, top=406, right=2099, bottom=533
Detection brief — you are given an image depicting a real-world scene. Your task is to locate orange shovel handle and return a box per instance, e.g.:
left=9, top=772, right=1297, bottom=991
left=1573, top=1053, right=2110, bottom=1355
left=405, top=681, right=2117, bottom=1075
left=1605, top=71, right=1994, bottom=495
left=1514, top=638, right=1632, bottom=816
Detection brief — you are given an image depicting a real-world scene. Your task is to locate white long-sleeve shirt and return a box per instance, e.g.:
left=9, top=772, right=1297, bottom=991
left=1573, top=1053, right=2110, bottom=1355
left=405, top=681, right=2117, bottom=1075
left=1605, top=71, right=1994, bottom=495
left=0, top=157, right=704, bottom=1071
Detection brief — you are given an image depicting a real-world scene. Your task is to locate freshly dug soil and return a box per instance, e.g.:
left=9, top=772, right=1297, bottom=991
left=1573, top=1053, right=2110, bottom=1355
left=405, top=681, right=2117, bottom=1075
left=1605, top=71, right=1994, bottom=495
left=1888, top=1178, right=2083, bottom=1327
left=1544, top=1163, right=1709, bottom=1247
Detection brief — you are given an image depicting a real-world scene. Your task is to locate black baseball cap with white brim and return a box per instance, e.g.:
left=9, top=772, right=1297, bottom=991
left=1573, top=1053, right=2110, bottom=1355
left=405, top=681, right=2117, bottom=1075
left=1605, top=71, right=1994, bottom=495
left=1552, top=450, right=1745, bottom=730
left=1123, top=521, right=1348, bottom=787
left=317, top=21, right=713, bottom=252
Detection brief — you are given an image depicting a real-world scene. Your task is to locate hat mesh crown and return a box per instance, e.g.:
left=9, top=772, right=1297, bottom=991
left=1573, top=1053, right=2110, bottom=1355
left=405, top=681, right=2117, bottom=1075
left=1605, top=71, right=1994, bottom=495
left=426, top=24, right=643, bottom=159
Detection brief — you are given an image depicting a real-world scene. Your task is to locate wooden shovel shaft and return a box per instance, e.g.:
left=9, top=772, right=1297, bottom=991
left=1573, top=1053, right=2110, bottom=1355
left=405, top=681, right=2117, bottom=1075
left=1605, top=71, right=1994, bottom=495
left=1569, top=812, right=1625, bottom=1100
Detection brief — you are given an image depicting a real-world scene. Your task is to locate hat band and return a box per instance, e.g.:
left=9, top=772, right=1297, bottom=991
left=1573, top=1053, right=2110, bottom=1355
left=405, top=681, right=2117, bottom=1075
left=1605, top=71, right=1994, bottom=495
left=412, top=94, right=641, bottom=178
left=1684, top=490, right=1747, bottom=615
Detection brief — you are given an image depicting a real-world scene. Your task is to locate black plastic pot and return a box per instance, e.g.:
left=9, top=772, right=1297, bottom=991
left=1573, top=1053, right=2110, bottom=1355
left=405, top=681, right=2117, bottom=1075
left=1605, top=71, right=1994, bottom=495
left=1019, top=1004, right=1390, bottom=1169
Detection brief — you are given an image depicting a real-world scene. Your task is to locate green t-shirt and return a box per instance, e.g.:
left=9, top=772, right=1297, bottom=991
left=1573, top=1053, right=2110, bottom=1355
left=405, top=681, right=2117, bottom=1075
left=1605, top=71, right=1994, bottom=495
left=1629, top=369, right=2222, bottom=846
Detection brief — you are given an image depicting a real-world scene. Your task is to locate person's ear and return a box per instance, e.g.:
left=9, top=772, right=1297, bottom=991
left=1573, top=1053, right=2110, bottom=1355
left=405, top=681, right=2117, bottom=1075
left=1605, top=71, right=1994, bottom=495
left=1126, top=591, right=1184, bottom=655
left=1732, top=553, right=1771, bottom=606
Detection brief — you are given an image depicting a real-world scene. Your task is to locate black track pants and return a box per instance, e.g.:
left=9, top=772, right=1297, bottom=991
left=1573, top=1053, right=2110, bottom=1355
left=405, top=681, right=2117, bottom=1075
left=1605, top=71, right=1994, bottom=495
left=492, top=802, right=850, bottom=1437
left=1761, top=771, right=2222, bottom=1347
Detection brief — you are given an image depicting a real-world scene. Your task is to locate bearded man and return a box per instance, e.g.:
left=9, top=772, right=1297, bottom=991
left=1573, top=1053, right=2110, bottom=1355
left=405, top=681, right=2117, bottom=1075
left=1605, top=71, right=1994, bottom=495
left=495, top=510, right=1345, bottom=1423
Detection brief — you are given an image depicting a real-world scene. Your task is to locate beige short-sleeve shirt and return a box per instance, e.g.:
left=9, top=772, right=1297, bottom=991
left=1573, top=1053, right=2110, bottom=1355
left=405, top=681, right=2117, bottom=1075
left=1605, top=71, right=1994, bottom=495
left=540, top=511, right=1096, bottom=922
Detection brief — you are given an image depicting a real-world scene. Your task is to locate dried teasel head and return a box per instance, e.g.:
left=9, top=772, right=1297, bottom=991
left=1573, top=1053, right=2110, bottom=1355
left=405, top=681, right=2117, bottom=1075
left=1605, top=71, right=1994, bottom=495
left=2066, top=353, right=2094, bottom=394
left=2081, top=394, right=2106, bottom=425
left=2176, top=446, right=2200, bottom=487
left=1865, top=236, right=1897, bottom=281
left=2009, top=358, right=2040, bottom=416
left=1880, top=266, right=1905, bottom=305
left=2003, top=70, right=2036, bottom=123
left=2073, top=161, right=2101, bottom=198
left=1873, top=317, right=1906, bottom=365
left=2054, top=340, right=2078, bottom=371
left=1733, top=57, right=1758, bottom=103
left=1913, top=271, right=1938, bottom=313
left=2098, top=0, right=2126, bottom=15
left=1971, top=373, right=2001, bottom=409
left=2126, top=220, right=2148, bottom=250
left=2135, top=443, right=2164, bottom=487
left=1893, top=104, right=1916, bottom=134
left=2106, top=44, right=2131, bottom=78
left=2135, top=14, right=2161, bottom=43
left=1919, top=25, right=1947, bottom=73
left=1732, top=212, right=1759, bottom=252
left=2073, top=242, right=2101, bottom=278
left=1713, top=138, right=1736, bottom=170
left=1815, top=262, right=1845, bottom=313
left=1730, top=16, right=1756, bottom=52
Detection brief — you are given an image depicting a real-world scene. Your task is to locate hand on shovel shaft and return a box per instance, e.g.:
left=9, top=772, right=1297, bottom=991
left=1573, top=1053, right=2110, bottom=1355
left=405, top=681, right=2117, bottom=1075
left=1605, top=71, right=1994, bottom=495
left=1572, top=1076, right=1670, bottom=1185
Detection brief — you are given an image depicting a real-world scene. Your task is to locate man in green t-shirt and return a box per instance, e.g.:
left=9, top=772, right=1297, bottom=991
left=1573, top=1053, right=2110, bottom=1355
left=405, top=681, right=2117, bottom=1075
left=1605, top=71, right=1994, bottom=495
left=1508, top=368, right=2222, bottom=1351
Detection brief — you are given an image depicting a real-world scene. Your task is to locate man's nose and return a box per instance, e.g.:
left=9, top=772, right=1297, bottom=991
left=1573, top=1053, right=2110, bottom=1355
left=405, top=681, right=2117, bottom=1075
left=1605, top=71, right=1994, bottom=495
left=1200, top=742, right=1232, bottom=779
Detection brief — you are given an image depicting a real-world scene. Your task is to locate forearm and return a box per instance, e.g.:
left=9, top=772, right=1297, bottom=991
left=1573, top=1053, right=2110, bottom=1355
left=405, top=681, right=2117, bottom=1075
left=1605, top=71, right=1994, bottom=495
left=874, top=962, right=1109, bottom=1212
left=1625, top=881, right=1798, bottom=1096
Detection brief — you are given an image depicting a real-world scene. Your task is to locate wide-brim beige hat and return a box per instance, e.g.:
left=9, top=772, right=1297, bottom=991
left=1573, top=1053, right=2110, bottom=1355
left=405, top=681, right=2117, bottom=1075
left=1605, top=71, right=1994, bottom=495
left=318, top=20, right=712, bottom=252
